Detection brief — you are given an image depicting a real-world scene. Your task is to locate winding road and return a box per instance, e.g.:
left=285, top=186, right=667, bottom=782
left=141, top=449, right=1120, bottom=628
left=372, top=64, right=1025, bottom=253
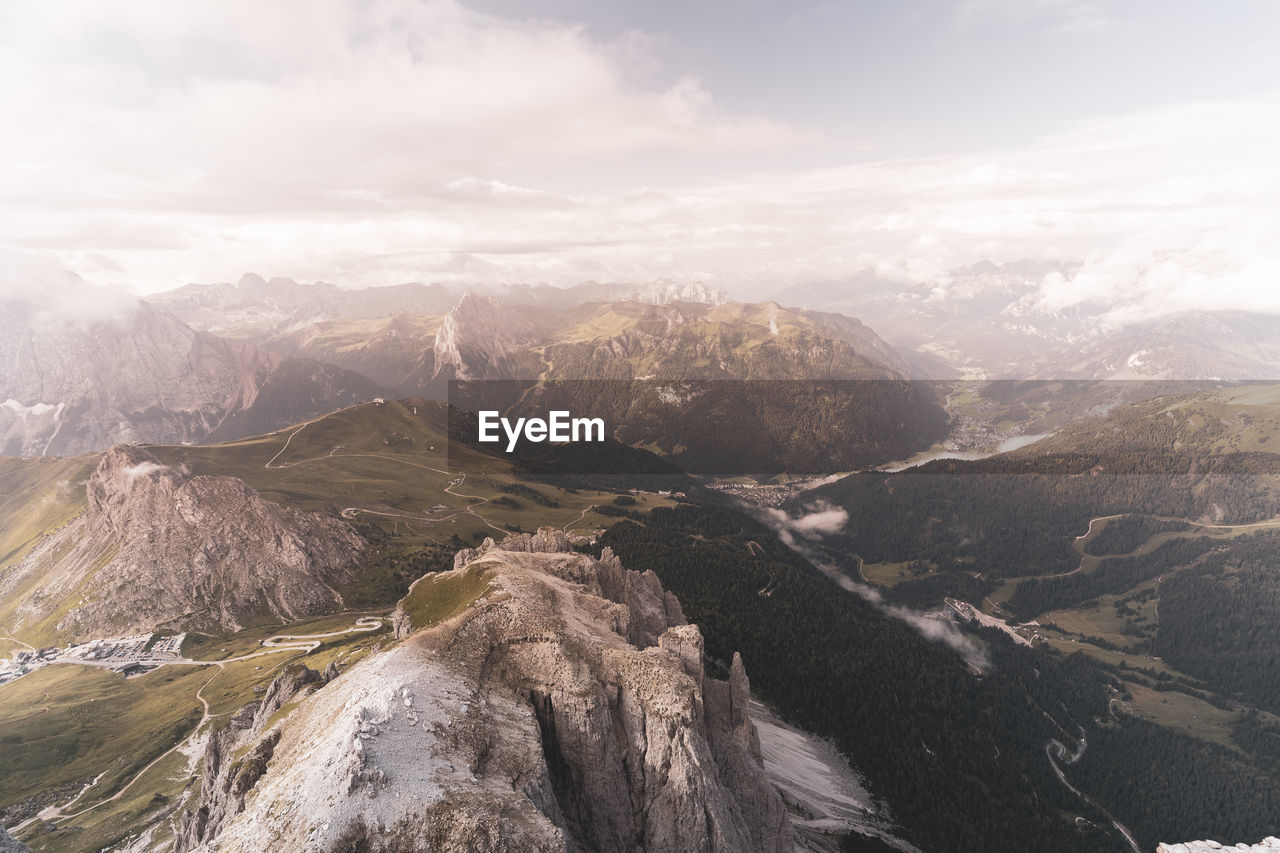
left=562, top=505, right=595, bottom=533
left=11, top=616, right=385, bottom=839
left=1044, top=731, right=1141, bottom=853
left=260, top=416, right=511, bottom=534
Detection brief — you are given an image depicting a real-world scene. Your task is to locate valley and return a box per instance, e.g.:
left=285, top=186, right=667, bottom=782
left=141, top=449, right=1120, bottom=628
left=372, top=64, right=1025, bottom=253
left=1, top=610, right=393, bottom=851
left=793, top=384, right=1280, bottom=847
left=5, top=297, right=1280, bottom=851
left=6, top=3, right=1277, bottom=848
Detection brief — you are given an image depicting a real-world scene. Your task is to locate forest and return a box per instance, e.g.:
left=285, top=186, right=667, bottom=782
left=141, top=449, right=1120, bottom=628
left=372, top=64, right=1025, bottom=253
left=1083, top=515, right=1191, bottom=556
left=593, top=495, right=1280, bottom=851
left=803, top=451, right=1280, bottom=579
left=1007, top=537, right=1220, bottom=617
left=1157, top=535, right=1280, bottom=713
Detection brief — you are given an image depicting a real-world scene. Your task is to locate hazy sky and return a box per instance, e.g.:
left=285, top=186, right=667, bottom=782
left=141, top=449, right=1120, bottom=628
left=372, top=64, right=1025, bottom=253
left=2, top=0, right=1278, bottom=323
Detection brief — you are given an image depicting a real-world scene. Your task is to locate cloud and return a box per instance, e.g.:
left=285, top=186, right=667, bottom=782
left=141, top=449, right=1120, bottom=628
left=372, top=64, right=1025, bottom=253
left=0, top=0, right=812, bottom=291
left=956, top=0, right=1108, bottom=33
left=123, top=461, right=168, bottom=482
left=0, top=250, right=141, bottom=326
left=0, top=1, right=1275, bottom=320
left=768, top=501, right=849, bottom=540
left=754, top=501, right=990, bottom=670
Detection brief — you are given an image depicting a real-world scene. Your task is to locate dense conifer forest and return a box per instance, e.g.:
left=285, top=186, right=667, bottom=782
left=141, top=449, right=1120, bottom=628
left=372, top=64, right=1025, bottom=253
left=595, top=496, right=1280, bottom=851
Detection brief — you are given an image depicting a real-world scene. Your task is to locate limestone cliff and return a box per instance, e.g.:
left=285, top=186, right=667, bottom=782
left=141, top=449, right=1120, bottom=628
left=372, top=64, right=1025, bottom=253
left=2, top=445, right=365, bottom=640
left=0, top=297, right=385, bottom=457
left=175, top=663, right=334, bottom=850
left=178, top=529, right=791, bottom=852
left=0, top=825, right=28, bottom=852
left=431, top=292, right=540, bottom=381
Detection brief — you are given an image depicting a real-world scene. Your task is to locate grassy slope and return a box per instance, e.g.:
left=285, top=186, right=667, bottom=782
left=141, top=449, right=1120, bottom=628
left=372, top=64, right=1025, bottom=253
left=398, top=562, right=493, bottom=631
left=845, top=384, right=1280, bottom=755
left=5, top=612, right=393, bottom=851
left=0, top=664, right=207, bottom=812
left=1, top=399, right=681, bottom=849
left=150, top=399, right=673, bottom=548
left=0, top=399, right=674, bottom=646
left=0, top=456, right=97, bottom=633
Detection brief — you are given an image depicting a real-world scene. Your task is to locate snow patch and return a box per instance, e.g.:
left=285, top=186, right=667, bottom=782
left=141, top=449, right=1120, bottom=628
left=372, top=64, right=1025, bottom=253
left=2, top=398, right=60, bottom=417
left=752, top=700, right=921, bottom=852
left=123, top=461, right=168, bottom=482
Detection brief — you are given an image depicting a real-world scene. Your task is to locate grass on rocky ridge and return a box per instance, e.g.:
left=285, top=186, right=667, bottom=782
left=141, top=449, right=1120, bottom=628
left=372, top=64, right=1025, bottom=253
left=398, top=562, right=494, bottom=632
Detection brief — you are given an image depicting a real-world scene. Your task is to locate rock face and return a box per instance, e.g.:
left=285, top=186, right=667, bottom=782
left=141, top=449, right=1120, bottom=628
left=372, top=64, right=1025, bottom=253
left=431, top=293, right=540, bottom=381
left=2, top=445, right=365, bottom=639
left=0, top=296, right=385, bottom=456
left=183, top=529, right=791, bottom=852
left=0, top=825, right=29, bottom=852
left=1158, top=839, right=1280, bottom=852
left=175, top=664, right=333, bottom=852
left=147, top=274, right=458, bottom=338
left=606, top=279, right=729, bottom=307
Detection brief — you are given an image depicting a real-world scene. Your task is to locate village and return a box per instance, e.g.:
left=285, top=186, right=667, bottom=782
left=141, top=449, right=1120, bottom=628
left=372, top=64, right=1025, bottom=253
left=0, top=632, right=187, bottom=686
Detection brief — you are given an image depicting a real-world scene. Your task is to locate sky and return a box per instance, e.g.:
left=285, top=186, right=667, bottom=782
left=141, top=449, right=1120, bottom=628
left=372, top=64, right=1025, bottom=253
left=1, top=0, right=1278, bottom=324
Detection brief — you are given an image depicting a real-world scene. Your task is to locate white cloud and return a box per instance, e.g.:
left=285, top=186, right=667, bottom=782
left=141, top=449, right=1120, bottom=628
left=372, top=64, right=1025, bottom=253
left=0, top=249, right=141, bottom=325
left=754, top=501, right=990, bottom=670
left=123, top=461, right=169, bottom=482
left=956, top=0, right=1108, bottom=33
left=762, top=502, right=848, bottom=542
left=0, top=1, right=1276, bottom=327
left=0, top=0, right=811, bottom=290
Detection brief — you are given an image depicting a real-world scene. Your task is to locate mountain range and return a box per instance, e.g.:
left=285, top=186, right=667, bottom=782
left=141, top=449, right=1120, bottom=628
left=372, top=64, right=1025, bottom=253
left=5, top=274, right=948, bottom=471
left=777, top=260, right=1280, bottom=380
left=0, top=296, right=385, bottom=457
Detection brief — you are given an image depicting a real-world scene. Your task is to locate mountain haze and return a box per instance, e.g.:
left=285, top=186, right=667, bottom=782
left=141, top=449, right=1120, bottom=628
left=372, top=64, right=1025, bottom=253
left=778, top=261, right=1280, bottom=380
left=0, top=298, right=387, bottom=456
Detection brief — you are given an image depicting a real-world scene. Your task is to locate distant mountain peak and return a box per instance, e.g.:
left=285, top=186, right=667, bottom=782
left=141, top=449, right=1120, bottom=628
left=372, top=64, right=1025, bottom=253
left=431, top=292, right=539, bottom=381
left=7, top=444, right=365, bottom=640
left=236, top=272, right=269, bottom=290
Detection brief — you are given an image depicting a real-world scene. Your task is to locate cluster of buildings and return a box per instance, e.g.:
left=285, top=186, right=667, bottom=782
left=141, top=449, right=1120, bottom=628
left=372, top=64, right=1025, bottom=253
left=708, top=482, right=791, bottom=507
left=0, top=646, right=62, bottom=686
left=944, top=598, right=1036, bottom=647
left=0, top=631, right=188, bottom=686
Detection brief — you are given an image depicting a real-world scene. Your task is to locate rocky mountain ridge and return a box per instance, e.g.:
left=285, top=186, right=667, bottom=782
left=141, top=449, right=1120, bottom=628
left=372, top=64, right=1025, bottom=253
left=1, top=445, right=365, bottom=641
left=178, top=529, right=791, bottom=852
left=776, top=260, right=1280, bottom=380
left=0, top=825, right=26, bottom=852
left=146, top=274, right=728, bottom=341
left=431, top=292, right=541, bottom=381
left=0, top=297, right=385, bottom=456
left=1157, top=839, right=1280, bottom=852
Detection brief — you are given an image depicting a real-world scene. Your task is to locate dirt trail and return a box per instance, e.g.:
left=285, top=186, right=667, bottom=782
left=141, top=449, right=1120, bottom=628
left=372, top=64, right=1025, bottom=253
left=12, top=617, right=385, bottom=838
left=562, top=505, right=594, bottom=532
left=260, top=419, right=507, bottom=534
left=0, top=635, right=36, bottom=653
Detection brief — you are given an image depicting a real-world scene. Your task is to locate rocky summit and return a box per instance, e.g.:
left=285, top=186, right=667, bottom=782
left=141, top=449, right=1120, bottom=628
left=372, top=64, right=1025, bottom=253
left=177, top=529, right=791, bottom=852
left=2, top=445, right=365, bottom=641
left=0, top=825, right=28, bottom=853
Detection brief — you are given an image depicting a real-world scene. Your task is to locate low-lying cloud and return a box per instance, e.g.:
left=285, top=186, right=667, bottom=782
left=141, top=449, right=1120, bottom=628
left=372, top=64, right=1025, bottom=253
left=764, top=501, right=849, bottom=542
left=756, top=501, right=991, bottom=671
left=122, top=461, right=168, bottom=482
left=0, top=250, right=141, bottom=326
